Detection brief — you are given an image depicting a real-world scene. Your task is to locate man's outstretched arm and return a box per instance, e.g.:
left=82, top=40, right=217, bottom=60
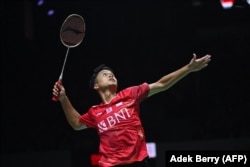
left=148, top=53, right=211, bottom=97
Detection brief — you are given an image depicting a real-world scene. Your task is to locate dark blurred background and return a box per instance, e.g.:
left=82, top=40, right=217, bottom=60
left=1, top=0, right=250, bottom=167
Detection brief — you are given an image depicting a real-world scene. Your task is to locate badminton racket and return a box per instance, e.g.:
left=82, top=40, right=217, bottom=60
left=52, top=14, right=86, bottom=101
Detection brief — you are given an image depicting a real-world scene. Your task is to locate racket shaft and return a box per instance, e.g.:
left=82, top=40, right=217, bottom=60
left=52, top=48, right=69, bottom=102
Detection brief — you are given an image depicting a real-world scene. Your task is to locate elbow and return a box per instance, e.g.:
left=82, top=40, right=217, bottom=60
left=70, top=121, right=87, bottom=131
left=72, top=126, right=82, bottom=131
left=69, top=124, right=78, bottom=131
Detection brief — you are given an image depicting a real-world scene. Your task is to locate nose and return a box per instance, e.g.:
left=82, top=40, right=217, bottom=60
left=108, top=73, right=113, bottom=78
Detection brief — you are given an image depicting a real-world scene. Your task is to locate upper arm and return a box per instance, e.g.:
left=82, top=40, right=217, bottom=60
left=148, top=82, right=165, bottom=97
left=74, top=121, right=88, bottom=131
left=69, top=114, right=88, bottom=131
left=79, top=111, right=97, bottom=129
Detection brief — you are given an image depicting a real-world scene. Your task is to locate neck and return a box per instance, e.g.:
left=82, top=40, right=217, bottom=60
left=99, top=90, right=116, bottom=104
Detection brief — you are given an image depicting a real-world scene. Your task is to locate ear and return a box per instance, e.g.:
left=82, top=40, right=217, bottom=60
left=94, top=83, right=99, bottom=90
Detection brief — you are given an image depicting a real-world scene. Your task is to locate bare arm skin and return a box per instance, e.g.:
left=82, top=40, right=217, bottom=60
left=148, top=53, right=211, bottom=97
left=52, top=83, right=87, bottom=130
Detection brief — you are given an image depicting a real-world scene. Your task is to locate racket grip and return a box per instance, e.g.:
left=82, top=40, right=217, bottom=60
left=52, top=80, right=62, bottom=102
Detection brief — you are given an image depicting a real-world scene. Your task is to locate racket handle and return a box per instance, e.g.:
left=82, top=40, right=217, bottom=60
left=52, top=80, right=62, bottom=102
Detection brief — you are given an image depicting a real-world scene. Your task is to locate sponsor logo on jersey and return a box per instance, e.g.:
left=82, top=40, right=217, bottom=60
left=97, top=108, right=131, bottom=133
left=106, top=107, right=112, bottom=113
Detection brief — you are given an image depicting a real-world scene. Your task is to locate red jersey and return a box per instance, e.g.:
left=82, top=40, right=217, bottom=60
left=80, top=82, right=150, bottom=167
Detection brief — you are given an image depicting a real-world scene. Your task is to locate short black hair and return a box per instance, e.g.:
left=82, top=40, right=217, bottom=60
left=89, top=64, right=114, bottom=90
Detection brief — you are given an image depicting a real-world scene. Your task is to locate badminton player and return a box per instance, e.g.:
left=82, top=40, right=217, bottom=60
left=52, top=53, right=211, bottom=167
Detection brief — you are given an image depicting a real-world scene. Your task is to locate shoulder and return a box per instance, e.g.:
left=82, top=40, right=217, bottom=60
left=121, top=82, right=149, bottom=92
left=118, top=82, right=149, bottom=99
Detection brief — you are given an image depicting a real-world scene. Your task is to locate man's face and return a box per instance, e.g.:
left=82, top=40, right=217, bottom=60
left=94, top=70, right=117, bottom=91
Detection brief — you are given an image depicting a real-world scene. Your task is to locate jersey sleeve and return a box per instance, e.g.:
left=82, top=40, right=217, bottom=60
left=131, top=82, right=150, bottom=103
left=79, top=111, right=96, bottom=128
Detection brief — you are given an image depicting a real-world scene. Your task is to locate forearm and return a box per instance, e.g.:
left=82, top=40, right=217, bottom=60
left=149, top=53, right=210, bottom=97
left=159, top=64, right=191, bottom=89
left=149, top=64, right=191, bottom=96
left=59, top=95, right=84, bottom=130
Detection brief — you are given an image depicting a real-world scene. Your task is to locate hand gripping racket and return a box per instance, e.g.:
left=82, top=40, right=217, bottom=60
left=52, top=14, right=86, bottom=101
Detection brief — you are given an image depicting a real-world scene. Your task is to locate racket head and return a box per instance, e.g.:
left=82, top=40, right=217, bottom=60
left=60, top=14, right=86, bottom=48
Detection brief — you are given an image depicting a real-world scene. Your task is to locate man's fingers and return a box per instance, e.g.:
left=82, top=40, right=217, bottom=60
left=193, top=53, right=197, bottom=59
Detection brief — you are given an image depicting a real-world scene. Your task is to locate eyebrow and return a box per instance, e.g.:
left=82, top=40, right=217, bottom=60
left=99, top=70, right=114, bottom=75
